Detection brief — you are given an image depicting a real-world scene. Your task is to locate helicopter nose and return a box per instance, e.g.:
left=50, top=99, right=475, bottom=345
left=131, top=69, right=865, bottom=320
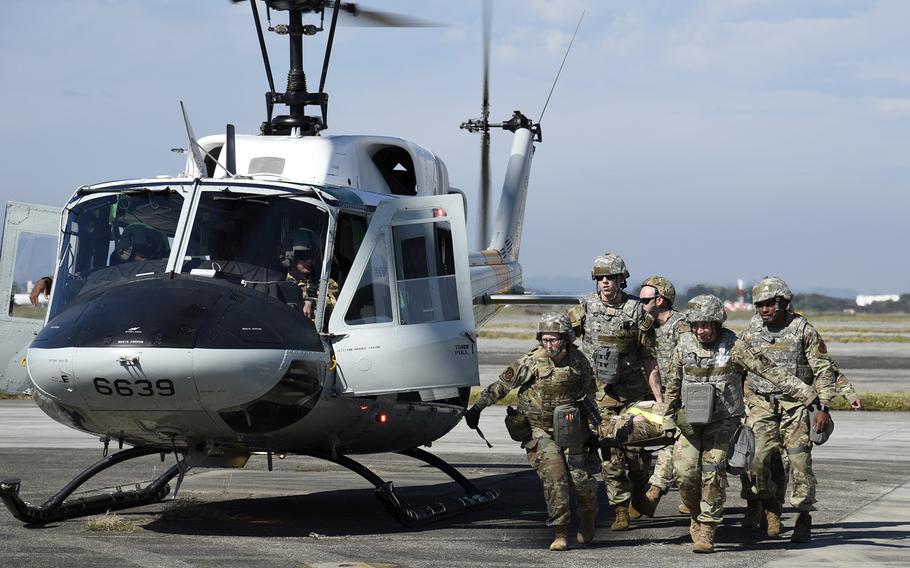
left=32, top=276, right=322, bottom=352
left=28, top=276, right=325, bottom=406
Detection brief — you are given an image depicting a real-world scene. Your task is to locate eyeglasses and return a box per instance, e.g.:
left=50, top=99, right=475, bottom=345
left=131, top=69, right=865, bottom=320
left=640, top=296, right=657, bottom=304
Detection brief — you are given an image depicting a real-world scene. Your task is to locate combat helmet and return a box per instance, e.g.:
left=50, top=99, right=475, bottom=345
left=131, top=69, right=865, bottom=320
left=279, top=227, right=320, bottom=268
left=536, top=312, right=575, bottom=344
left=115, top=223, right=169, bottom=262
left=685, top=294, right=727, bottom=324
left=642, top=275, right=676, bottom=306
left=752, top=276, right=792, bottom=304
left=592, top=253, right=630, bottom=280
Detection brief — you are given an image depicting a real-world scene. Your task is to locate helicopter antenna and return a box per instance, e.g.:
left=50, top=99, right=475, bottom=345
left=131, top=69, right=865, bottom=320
left=538, top=10, right=584, bottom=123
left=180, top=101, right=207, bottom=177
left=249, top=0, right=276, bottom=93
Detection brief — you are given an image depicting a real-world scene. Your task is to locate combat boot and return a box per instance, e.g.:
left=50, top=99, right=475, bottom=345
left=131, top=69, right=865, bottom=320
left=742, top=499, right=762, bottom=529
left=577, top=511, right=597, bottom=545
left=610, top=505, right=631, bottom=531
left=791, top=512, right=812, bottom=543
left=629, top=503, right=642, bottom=520
left=763, top=497, right=783, bottom=538
left=689, top=516, right=701, bottom=543
left=692, top=522, right=718, bottom=553
left=549, top=525, right=569, bottom=551
left=678, top=499, right=690, bottom=515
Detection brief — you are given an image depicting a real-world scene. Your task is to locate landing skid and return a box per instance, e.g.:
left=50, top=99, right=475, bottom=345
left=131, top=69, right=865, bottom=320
left=0, top=447, right=181, bottom=525
left=303, top=447, right=500, bottom=527
left=0, top=446, right=498, bottom=528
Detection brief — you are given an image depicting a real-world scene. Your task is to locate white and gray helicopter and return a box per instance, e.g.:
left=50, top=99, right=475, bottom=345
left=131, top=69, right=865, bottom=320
left=0, top=0, right=576, bottom=526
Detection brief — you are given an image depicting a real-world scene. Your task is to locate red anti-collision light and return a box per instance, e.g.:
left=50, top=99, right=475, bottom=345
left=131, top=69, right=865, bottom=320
left=375, top=412, right=389, bottom=424
left=359, top=405, right=370, bottom=411
left=433, top=208, right=447, bottom=218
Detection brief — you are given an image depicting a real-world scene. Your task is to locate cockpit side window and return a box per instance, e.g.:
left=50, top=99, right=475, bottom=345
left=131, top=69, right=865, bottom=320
left=331, top=212, right=368, bottom=292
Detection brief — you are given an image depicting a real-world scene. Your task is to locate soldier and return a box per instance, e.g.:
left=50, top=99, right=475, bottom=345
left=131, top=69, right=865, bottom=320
left=464, top=313, right=600, bottom=551
left=568, top=253, right=661, bottom=531
left=663, top=295, right=820, bottom=553
left=281, top=227, right=338, bottom=320
left=739, top=277, right=838, bottom=543
left=636, top=276, right=690, bottom=517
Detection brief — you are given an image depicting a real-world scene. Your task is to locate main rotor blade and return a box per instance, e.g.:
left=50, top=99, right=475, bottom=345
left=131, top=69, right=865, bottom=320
left=331, top=2, right=444, bottom=27
left=479, top=0, right=491, bottom=250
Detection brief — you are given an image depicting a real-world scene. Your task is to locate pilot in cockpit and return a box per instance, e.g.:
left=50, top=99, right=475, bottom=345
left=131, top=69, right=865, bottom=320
left=280, top=227, right=338, bottom=320
left=111, top=224, right=169, bottom=265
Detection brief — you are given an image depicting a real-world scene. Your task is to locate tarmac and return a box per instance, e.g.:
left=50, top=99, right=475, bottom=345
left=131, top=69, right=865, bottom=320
left=1, top=400, right=908, bottom=567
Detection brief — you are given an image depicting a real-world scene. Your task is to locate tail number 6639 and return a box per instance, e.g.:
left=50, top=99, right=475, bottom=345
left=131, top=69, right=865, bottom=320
left=93, top=377, right=175, bottom=397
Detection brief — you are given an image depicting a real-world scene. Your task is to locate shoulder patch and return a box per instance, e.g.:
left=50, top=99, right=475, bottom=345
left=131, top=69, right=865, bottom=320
left=500, top=366, right=515, bottom=382
left=818, top=339, right=827, bottom=354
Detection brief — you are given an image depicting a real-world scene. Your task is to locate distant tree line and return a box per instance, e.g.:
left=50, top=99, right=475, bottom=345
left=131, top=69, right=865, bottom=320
left=677, top=285, right=910, bottom=314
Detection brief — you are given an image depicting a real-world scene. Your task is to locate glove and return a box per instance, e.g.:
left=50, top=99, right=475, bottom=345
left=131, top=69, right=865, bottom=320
left=464, top=406, right=482, bottom=430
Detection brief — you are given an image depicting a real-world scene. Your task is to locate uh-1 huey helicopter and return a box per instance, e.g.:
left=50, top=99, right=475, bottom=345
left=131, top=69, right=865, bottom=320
left=0, top=0, right=577, bottom=527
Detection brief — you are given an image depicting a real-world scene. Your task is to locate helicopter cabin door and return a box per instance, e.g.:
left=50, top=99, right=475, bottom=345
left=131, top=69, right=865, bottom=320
left=0, top=201, right=61, bottom=394
left=328, top=194, right=479, bottom=396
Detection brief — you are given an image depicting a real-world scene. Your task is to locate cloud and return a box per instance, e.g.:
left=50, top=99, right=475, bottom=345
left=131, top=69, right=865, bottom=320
left=872, top=98, right=910, bottom=117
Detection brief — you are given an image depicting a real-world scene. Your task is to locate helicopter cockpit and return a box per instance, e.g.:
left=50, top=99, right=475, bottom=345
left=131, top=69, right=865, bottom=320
left=49, top=189, right=182, bottom=320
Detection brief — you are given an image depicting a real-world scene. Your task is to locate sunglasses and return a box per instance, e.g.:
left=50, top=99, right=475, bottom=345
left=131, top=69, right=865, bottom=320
left=593, top=274, right=622, bottom=282
left=640, top=296, right=657, bottom=304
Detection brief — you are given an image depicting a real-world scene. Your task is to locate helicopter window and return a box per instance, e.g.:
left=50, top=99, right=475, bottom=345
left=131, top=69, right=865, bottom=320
left=371, top=146, right=417, bottom=196
left=49, top=190, right=183, bottom=319
left=182, top=192, right=328, bottom=301
left=6, top=232, right=56, bottom=320
left=392, top=221, right=458, bottom=325
left=331, top=212, right=368, bottom=292
left=344, top=229, right=393, bottom=325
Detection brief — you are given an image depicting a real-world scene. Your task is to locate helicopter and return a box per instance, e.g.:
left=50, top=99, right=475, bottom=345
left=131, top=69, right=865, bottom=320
left=0, top=0, right=579, bottom=527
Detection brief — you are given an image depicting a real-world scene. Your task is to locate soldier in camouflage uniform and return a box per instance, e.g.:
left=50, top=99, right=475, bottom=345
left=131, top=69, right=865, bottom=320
left=739, top=277, right=838, bottom=543
left=567, top=253, right=661, bottom=531
left=636, top=276, right=690, bottom=517
left=464, top=313, right=600, bottom=551
left=281, top=227, right=339, bottom=321
left=663, top=295, right=819, bottom=553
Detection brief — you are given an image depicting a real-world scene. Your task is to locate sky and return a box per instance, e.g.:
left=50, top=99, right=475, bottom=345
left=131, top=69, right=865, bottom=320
left=1, top=0, right=908, bottom=297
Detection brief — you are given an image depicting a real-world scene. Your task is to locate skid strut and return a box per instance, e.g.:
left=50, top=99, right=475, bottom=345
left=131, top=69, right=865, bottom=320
left=0, top=447, right=181, bottom=525
left=304, top=447, right=499, bottom=527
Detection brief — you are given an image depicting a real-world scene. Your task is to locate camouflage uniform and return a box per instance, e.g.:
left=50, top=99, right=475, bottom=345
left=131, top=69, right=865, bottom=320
left=648, top=309, right=689, bottom=492
left=568, top=291, right=657, bottom=507
left=835, top=369, right=860, bottom=406
left=665, top=328, right=817, bottom=524
left=473, top=345, right=599, bottom=527
left=287, top=273, right=339, bottom=314
left=740, top=312, right=837, bottom=511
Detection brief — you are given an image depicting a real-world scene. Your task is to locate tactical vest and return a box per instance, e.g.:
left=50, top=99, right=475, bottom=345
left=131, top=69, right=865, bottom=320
left=578, top=293, right=649, bottom=401
left=744, top=313, right=813, bottom=397
left=516, top=347, right=590, bottom=429
left=677, top=328, right=745, bottom=421
left=654, top=310, right=687, bottom=379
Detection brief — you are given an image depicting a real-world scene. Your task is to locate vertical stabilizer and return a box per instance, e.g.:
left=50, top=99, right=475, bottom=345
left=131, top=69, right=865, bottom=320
left=488, top=127, right=535, bottom=262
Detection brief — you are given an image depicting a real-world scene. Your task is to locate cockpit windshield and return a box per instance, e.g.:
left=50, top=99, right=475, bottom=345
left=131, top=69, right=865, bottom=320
left=181, top=191, right=329, bottom=294
left=50, top=189, right=183, bottom=319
